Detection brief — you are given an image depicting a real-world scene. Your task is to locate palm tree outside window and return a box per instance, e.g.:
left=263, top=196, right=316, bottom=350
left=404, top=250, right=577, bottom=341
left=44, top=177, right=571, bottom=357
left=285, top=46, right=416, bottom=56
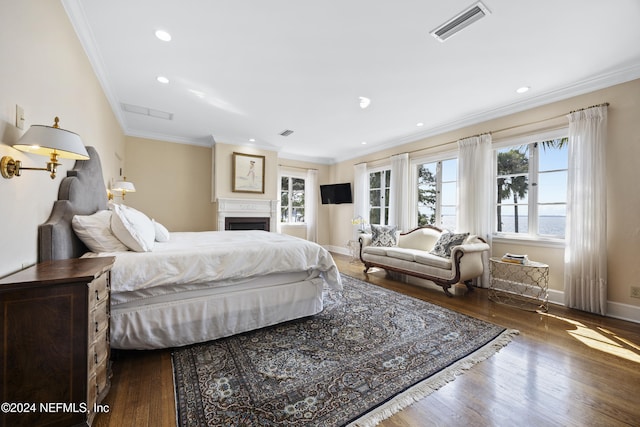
left=495, top=136, right=568, bottom=238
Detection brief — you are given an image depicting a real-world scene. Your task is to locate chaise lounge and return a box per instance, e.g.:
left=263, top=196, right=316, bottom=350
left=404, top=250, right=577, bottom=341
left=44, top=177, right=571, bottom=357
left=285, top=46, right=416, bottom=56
left=359, top=225, right=490, bottom=297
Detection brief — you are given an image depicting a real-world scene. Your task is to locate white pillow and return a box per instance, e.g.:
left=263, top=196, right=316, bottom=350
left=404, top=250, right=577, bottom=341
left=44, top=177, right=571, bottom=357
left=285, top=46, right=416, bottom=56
left=153, top=219, right=170, bottom=242
left=72, top=210, right=129, bottom=253
left=110, top=204, right=156, bottom=252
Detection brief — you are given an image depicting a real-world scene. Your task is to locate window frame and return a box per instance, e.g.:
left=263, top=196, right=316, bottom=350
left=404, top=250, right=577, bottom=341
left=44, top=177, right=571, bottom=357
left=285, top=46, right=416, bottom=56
left=367, top=166, right=391, bottom=226
left=279, top=171, right=306, bottom=224
left=410, top=151, right=458, bottom=230
left=492, top=127, right=568, bottom=244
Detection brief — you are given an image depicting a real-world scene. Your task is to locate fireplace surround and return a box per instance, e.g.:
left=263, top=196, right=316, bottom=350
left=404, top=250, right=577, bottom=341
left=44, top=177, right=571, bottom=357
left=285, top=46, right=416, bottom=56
left=217, top=198, right=278, bottom=232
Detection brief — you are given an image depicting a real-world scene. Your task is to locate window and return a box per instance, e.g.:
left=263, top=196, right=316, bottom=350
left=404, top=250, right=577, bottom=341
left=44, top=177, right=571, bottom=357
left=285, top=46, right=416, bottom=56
left=369, top=169, right=391, bottom=225
left=280, top=176, right=305, bottom=223
left=416, top=158, right=458, bottom=230
left=494, top=131, right=568, bottom=239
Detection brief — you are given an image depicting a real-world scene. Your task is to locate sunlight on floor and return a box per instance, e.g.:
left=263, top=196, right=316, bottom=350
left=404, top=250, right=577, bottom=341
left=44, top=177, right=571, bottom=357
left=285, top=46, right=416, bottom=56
left=544, top=313, right=640, bottom=364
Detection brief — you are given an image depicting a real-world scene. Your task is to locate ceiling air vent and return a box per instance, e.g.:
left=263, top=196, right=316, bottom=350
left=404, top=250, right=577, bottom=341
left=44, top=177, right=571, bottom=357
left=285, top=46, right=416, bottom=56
left=279, top=129, right=294, bottom=137
left=121, top=103, right=174, bottom=120
left=430, top=1, right=491, bottom=42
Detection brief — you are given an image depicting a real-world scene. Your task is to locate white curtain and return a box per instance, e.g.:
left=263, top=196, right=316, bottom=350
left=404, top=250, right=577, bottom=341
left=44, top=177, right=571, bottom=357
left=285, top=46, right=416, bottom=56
left=305, top=169, right=318, bottom=242
left=564, top=105, right=608, bottom=315
left=353, top=163, right=369, bottom=239
left=389, top=153, right=410, bottom=232
left=276, top=171, right=283, bottom=234
left=457, top=133, right=492, bottom=287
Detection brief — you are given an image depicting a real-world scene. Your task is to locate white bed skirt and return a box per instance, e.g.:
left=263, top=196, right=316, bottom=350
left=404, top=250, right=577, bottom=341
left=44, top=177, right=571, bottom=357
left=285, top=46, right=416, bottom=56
left=111, top=277, right=325, bottom=350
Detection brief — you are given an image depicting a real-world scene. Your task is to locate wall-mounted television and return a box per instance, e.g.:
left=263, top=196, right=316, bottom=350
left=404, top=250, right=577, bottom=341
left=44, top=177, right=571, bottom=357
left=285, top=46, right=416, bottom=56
left=320, top=183, right=353, bottom=204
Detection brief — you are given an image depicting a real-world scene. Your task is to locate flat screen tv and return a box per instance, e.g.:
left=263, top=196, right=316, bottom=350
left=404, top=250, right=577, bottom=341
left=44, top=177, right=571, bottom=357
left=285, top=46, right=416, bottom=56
left=320, top=183, right=353, bottom=204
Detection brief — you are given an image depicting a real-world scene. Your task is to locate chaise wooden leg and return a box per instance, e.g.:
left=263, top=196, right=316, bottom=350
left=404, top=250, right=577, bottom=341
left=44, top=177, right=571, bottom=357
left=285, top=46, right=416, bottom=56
left=442, top=284, right=454, bottom=297
left=464, top=280, right=474, bottom=292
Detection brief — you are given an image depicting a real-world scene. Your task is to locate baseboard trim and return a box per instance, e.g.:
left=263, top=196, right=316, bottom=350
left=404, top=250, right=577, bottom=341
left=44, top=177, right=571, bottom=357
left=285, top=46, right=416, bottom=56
left=606, top=301, right=640, bottom=324
left=325, top=245, right=350, bottom=256
left=548, top=289, right=640, bottom=324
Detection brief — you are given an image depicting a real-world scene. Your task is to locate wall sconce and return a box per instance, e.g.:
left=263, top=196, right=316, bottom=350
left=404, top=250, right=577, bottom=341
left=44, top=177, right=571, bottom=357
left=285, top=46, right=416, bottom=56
left=110, top=177, right=136, bottom=200
left=1, top=117, right=89, bottom=179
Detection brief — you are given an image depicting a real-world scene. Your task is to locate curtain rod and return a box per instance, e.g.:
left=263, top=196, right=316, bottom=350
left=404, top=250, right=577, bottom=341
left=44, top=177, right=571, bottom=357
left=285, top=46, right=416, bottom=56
left=569, top=102, right=609, bottom=114
left=354, top=102, right=609, bottom=165
left=278, top=164, right=318, bottom=171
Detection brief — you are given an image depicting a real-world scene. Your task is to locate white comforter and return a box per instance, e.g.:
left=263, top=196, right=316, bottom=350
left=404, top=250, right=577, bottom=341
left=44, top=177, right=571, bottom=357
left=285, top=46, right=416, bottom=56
left=84, top=230, right=342, bottom=294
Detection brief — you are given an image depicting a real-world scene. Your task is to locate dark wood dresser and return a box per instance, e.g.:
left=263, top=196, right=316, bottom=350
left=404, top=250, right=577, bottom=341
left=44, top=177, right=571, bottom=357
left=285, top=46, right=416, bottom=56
left=0, top=257, right=115, bottom=427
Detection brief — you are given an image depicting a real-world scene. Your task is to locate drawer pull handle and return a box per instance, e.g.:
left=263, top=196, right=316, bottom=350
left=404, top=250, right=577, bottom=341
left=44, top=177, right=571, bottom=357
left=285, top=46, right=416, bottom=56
left=95, top=321, right=99, bottom=333
left=94, top=353, right=98, bottom=364
left=95, top=289, right=99, bottom=301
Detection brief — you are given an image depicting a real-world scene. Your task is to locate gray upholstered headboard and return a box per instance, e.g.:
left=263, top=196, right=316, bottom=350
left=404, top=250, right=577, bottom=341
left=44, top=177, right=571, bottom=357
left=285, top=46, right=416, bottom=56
left=38, top=146, right=108, bottom=262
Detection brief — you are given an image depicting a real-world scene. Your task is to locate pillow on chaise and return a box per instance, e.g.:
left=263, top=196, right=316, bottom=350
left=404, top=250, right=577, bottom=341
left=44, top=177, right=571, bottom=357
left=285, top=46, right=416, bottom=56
left=371, top=224, right=398, bottom=247
left=430, top=231, right=469, bottom=258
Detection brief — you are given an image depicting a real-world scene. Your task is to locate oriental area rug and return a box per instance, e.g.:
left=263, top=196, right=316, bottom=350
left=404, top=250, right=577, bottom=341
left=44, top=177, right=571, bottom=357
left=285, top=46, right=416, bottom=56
left=172, top=274, right=518, bottom=426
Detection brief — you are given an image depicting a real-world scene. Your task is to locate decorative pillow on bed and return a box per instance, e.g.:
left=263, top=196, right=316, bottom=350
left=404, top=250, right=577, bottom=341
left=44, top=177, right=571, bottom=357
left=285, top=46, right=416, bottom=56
left=110, top=204, right=156, bottom=252
left=153, top=219, right=170, bottom=242
left=429, top=231, right=469, bottom=258
left=72, top=210, right=129, bottom=253
left=370, top=224, right=398, bottom=247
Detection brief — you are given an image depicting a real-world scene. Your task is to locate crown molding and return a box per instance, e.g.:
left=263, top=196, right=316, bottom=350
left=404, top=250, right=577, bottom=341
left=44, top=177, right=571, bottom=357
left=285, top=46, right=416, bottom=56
left=332, top=62, right=640, bottom=164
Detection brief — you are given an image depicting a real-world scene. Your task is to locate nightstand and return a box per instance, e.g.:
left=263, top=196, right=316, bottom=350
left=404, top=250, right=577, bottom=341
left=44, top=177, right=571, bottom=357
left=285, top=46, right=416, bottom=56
left=0, top=256, right=115, bottom=427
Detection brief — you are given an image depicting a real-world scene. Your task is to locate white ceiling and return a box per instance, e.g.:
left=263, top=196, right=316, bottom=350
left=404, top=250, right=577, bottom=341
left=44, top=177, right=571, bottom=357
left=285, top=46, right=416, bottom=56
left=63, top=0, right=640, bottom=164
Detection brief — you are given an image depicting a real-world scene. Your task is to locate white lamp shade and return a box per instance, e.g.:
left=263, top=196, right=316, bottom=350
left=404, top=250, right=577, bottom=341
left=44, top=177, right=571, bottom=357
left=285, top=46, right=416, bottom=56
left=112, top=181, right=136, bottom=192
left=13, top=125, right=89, bottom=160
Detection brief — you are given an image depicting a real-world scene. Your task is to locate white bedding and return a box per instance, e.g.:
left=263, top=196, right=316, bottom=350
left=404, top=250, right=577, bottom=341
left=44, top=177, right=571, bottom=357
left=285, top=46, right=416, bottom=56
left=83, top=230, right=342, bottom=296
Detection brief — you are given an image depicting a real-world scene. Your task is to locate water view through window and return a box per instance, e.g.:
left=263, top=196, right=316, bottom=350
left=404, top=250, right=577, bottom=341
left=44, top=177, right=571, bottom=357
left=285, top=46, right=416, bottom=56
left=495, top=138, right=568, bottom=238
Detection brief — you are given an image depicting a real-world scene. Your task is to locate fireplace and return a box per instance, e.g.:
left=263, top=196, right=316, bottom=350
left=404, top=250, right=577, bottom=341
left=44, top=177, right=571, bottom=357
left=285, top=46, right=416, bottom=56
left=225, top=217, right=270, bottom=231
left=216, top=198, right=278, bottom=232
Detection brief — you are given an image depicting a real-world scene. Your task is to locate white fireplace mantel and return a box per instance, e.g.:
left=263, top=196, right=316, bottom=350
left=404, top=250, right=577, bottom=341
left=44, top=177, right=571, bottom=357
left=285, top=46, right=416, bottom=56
left=217, top=198, right=278, bottom=231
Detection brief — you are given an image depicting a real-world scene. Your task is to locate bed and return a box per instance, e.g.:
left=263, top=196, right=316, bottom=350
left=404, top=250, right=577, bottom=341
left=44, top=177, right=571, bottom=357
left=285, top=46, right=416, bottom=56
left=38, top=146, right=342, bottom=350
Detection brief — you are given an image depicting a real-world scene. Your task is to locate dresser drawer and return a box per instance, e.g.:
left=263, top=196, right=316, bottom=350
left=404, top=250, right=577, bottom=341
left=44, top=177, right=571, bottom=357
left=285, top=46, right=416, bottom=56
left=89, top=331, right=109, bottom=372
left=89, top=299, right=109, bottom=343
left=88, top=272, right=109, bottom=309
left=96, top=356, right=110, bottom=396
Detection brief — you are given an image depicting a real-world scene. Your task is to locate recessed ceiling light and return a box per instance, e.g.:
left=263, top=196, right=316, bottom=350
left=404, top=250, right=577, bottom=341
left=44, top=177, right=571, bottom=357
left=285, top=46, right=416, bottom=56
left=249, top=138, right=256, bottom=142
left=516, top=86, right=530, bottom=94
left=359, top=97, right=371, bottom=109
left=155, top=30, right=172, bottom=42
left=157, top=76, right=169, bottom=84
left=416, top=122, right=424, bottom=127
left=361, top=141, right=367, bottom=145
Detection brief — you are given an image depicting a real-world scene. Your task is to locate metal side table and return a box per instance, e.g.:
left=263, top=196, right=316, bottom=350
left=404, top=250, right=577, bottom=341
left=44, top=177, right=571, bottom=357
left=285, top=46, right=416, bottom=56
left=489, top=257, right=549, bottom=312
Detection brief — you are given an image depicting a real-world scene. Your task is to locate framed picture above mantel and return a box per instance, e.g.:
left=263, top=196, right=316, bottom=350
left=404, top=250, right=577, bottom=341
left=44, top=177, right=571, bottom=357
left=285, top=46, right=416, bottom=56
left=232, top=152, right=265, bottom=194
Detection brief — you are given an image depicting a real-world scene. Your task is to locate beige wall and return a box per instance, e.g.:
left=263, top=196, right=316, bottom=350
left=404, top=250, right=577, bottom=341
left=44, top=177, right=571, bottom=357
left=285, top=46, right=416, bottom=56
left=331, top=78, right=640, bottom=313
left=213, top=142, right=279, bottom=201
left=124, top=137, right=215, bottom=232
left=0, top=1, right=125, bottom=277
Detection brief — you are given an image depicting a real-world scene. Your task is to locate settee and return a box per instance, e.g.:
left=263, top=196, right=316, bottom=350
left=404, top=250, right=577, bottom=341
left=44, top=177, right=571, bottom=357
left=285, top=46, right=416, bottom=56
left=359, top=225, right=490, bottom=297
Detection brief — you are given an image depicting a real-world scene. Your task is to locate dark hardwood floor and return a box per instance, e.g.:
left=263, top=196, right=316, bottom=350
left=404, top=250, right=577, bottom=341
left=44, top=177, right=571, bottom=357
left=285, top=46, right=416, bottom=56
left=95, top=253, right=640, bottom=427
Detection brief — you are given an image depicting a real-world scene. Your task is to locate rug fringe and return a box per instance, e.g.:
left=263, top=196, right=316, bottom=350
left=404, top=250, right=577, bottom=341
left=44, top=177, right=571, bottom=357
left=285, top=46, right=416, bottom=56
left=347, top=328, right=520, bottom=427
